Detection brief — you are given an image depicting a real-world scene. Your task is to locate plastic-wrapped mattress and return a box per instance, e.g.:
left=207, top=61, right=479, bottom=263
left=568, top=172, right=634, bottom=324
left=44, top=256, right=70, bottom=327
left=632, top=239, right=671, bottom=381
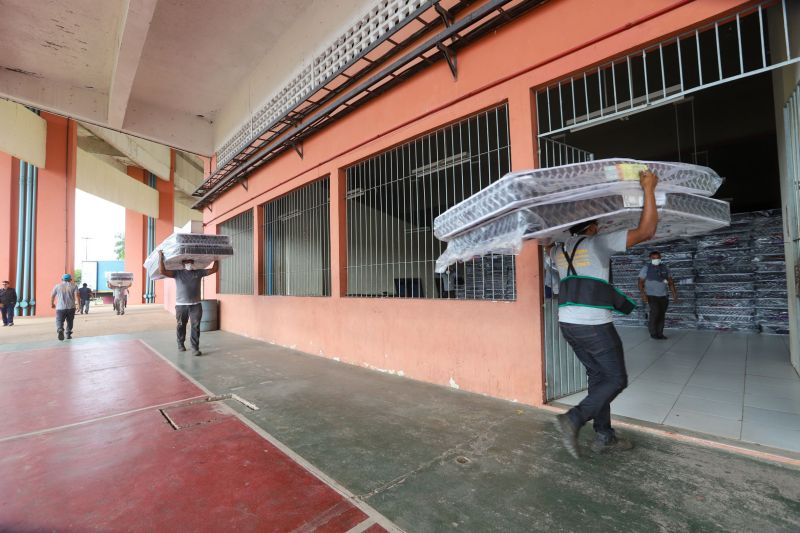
left=105, top=272, right=134, bottom=288
left=145, top=233, right=233, bottom=281
left=435, top=192, right=729, bottom=272
left=434, top=159, right=723, bottom=240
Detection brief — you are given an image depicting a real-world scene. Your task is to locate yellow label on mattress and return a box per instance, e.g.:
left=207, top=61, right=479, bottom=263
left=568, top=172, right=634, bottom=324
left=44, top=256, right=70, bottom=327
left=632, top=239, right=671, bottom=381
left=615, top=163, right=649, bottom=181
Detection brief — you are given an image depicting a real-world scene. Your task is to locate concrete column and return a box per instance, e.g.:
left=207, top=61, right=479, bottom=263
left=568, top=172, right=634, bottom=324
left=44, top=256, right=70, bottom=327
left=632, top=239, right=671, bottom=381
left=124, top=167, right=147, bottom=305
left=508, top=85, right=537, bottom=170
left=0, top=152, right=19, bottom=284
left=152, top=153, right=175, bottom=304
left=34, top=114, right=77, bottom=317
left=329, top=168, right=347, bottom=297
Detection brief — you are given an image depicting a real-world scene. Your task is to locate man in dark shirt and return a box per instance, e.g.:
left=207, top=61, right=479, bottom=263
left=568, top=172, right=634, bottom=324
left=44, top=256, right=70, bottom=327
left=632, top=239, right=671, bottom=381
left=0, top=281, right=18, bottom=326
left=158, top=250, right=218, bottom=356
left=78, top=283, right=93, bottom=314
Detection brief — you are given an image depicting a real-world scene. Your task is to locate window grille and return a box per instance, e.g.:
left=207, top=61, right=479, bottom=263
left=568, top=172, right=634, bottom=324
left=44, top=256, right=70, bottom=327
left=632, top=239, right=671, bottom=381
left=261, top=178, right=331, bottom=296
left=218, top=210, right=254, bottom=295
left=535, top=0, right=800, bottom=138
left=345, top=104, right=515, bottom=300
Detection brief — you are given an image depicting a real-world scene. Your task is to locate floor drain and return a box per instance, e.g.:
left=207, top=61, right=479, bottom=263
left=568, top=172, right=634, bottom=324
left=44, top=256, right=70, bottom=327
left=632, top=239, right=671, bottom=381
left=455, top=456, right=471, bottom=465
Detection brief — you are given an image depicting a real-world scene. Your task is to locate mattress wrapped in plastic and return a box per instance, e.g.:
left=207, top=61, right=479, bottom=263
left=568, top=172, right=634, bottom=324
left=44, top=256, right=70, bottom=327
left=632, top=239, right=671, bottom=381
left=144, top=233, right=233, bottom=281
left=436, top=192, right=730, bottom=272
left=434, top=159, right=723, bottom=240
left=105, top=272, right=134, bottom=289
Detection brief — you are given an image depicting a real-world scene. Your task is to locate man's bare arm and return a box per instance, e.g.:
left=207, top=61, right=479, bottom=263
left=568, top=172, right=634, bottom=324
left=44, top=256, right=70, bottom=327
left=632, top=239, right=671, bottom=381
left=626, top=170, right=659, bottom=248
left=159, top=250, right=175, bottom=278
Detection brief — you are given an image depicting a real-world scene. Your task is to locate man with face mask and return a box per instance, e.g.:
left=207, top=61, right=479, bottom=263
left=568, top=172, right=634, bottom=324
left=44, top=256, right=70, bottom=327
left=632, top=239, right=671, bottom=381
left=158, top=250, right=218, bottom=356
left=552, top=170, right=659, bottom=458
left=638, top=251, right=678, bottom=340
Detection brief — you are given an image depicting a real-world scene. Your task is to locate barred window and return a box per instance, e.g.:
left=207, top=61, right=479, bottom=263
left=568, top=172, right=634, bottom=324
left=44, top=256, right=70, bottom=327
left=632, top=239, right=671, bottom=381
left=345, top=104, right=515, bottom=300
left=218, top=209, right=254, bottom=294
left=261, top=178, right=331, bottom=296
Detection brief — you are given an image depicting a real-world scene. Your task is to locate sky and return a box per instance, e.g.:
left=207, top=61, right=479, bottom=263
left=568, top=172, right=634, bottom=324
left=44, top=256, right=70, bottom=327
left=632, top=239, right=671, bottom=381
left=74, top=190, right=125, bottom=269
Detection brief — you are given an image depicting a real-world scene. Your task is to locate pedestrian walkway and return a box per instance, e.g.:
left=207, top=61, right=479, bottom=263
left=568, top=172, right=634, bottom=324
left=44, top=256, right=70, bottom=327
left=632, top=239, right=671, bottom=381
left=4, top=329, right=797, bottom=531
left=0, top=339, right=392, bottom=531
left=558, top=328, right=800, bottom=453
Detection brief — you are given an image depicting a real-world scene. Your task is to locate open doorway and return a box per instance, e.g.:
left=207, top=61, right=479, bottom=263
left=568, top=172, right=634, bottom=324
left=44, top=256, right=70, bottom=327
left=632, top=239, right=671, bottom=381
left=539, top=67, right=800, bottom=451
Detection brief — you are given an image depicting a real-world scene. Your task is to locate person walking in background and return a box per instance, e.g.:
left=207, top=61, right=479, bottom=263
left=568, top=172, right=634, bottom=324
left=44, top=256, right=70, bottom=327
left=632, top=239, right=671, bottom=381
left=51, top=274, right=79, bottom=340
left=158, top=250, right=218, bottom=356
left=0, top=280, right=18, bottom=326
left=78, top=283, right=93, bottom=314
left=638, top=251, right=678, bottom=340
left=113, top=286, right=128, bottom=315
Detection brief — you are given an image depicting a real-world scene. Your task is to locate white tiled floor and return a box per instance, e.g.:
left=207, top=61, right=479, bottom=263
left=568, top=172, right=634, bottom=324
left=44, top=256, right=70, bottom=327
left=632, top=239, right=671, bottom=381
left=557, top=327, right=800, bottom=453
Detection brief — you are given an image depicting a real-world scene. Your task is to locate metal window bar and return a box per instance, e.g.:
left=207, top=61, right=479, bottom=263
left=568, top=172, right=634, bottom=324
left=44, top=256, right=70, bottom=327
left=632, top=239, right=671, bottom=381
left=535, top=0, right=800, bottom=138
left=345, top=104, right=514, bottom=300
left=537, top=138, right=594, bottom=401
left=218, top=210, right=255, bottom=295
left=261, top=178, right=331, bottom=296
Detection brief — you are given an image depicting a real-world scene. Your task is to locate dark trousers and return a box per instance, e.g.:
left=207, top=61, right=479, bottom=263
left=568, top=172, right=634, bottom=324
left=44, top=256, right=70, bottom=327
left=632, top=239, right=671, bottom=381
left=1, top=305, right=14, bottom=325
left=80, top=299, right=90, bottom=314
left=176, top=304, right=202, bottom=350
left=559, top=322, right=628, bottom=443
left=56, top=308, right=76, bottom=335
left=647, top=296, right=669, bottom=338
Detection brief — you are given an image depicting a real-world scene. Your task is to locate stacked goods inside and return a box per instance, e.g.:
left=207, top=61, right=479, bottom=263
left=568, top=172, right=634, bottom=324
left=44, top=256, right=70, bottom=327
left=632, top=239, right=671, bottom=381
left=105, top=272, right=134, bottom=289
left=145, top=233, right=234, bottom=280
left=611, top=210, right=788, bottom=334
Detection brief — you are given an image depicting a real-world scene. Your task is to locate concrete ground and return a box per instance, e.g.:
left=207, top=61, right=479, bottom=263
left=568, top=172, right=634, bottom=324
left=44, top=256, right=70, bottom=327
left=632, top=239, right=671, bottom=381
left=2, top=326, right=800, bottom=531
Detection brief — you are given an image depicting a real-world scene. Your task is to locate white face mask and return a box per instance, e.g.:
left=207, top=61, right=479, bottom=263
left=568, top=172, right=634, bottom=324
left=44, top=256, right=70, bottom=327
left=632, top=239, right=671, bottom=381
left=651, top=259, right=662, bottom=266
left=184, top=263, right=193, bottom=271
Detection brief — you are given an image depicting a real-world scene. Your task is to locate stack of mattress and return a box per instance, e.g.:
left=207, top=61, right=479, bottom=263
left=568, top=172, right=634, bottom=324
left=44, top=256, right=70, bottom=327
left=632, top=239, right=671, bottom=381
left=456, top=256, right=516, bottom=301
left=434, top=159, right=730, bottom=273
left=105, top=272, right=134, bottom=289
left=694, top=216, right=758, bottom=332
left=145, top=233, right=234, bottom=280
left=752, top=213, right=789, bottom=334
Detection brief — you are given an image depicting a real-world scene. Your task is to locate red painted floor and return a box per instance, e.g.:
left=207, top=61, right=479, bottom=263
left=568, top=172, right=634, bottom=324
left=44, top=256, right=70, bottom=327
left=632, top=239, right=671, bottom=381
left=0, top=340, right=383, bottom=532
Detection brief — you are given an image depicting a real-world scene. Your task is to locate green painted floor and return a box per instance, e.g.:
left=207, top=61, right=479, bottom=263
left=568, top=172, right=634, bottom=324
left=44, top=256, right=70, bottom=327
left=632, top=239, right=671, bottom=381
left=6, top=330, right=800, bottom=531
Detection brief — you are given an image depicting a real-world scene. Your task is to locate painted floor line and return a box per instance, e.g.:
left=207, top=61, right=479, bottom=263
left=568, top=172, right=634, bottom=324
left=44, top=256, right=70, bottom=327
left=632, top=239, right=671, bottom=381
left=139, top=340, right=403, bottom=533
left=539, top=404, right=800, bottom=469
left=0, top=394, right=208, bottom=443
left=347, top=518, right=377, bottom=533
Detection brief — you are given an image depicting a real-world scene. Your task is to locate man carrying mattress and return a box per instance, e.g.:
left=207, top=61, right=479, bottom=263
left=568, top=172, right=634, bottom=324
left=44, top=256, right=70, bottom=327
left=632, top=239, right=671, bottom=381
left=552, top=170, right=659, bottom=458
left=158, top=250, right=218, bottom=356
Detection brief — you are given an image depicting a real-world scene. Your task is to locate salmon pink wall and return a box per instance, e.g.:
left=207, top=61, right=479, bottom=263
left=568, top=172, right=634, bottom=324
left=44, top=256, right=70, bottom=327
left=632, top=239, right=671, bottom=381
left=0, top=153, right=19, bottom=284
left=199, top=0, right=753, bottom=405
left=124, top=168, right=147, bottom=305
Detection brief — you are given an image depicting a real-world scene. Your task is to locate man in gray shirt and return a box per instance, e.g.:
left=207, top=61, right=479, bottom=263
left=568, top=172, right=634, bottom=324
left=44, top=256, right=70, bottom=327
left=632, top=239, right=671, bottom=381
left=638, top=251, right=678, bottom=340
left=51, top=274, right=79, bottom=340
left=158, top=250, right=218, bottom=356
left=552, top=170, right=659, bottom=458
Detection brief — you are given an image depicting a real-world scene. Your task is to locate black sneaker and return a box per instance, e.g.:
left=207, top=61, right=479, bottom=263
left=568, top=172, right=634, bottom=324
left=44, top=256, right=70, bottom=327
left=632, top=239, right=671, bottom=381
left=657, top=335, right=668, bottom=340
left=590, top=435, right=635, bottom=454
left=178, top=345, right=186, bottom=352
left=58, top=330, right=64, bottom=341
left=553, top=413, right=580, bottom=459
left=192, top=349, right=202, bottom=357
left=66, top=334, right=72, bottom=340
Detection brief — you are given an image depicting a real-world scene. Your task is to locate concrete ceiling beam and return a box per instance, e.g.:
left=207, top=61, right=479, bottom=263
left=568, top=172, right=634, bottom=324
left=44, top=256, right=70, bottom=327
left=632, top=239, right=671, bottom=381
left=81, top=122, right=170, bottom=180
left=107, top=0, right=159, bottom=130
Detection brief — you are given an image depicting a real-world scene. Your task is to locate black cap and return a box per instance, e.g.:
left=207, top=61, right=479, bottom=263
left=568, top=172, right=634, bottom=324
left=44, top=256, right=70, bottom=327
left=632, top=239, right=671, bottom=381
left=569, top=219, right=598, bottom=235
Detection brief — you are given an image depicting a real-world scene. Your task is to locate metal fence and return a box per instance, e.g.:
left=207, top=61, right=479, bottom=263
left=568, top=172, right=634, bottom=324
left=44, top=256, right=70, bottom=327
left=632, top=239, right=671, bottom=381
left=261, top=178, right=331, bottom=296
left=218, top=210, right=254, bottom=295
left=345, top=104, right=515, bottom=300
left=535, top=0, right=800, bottom=138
